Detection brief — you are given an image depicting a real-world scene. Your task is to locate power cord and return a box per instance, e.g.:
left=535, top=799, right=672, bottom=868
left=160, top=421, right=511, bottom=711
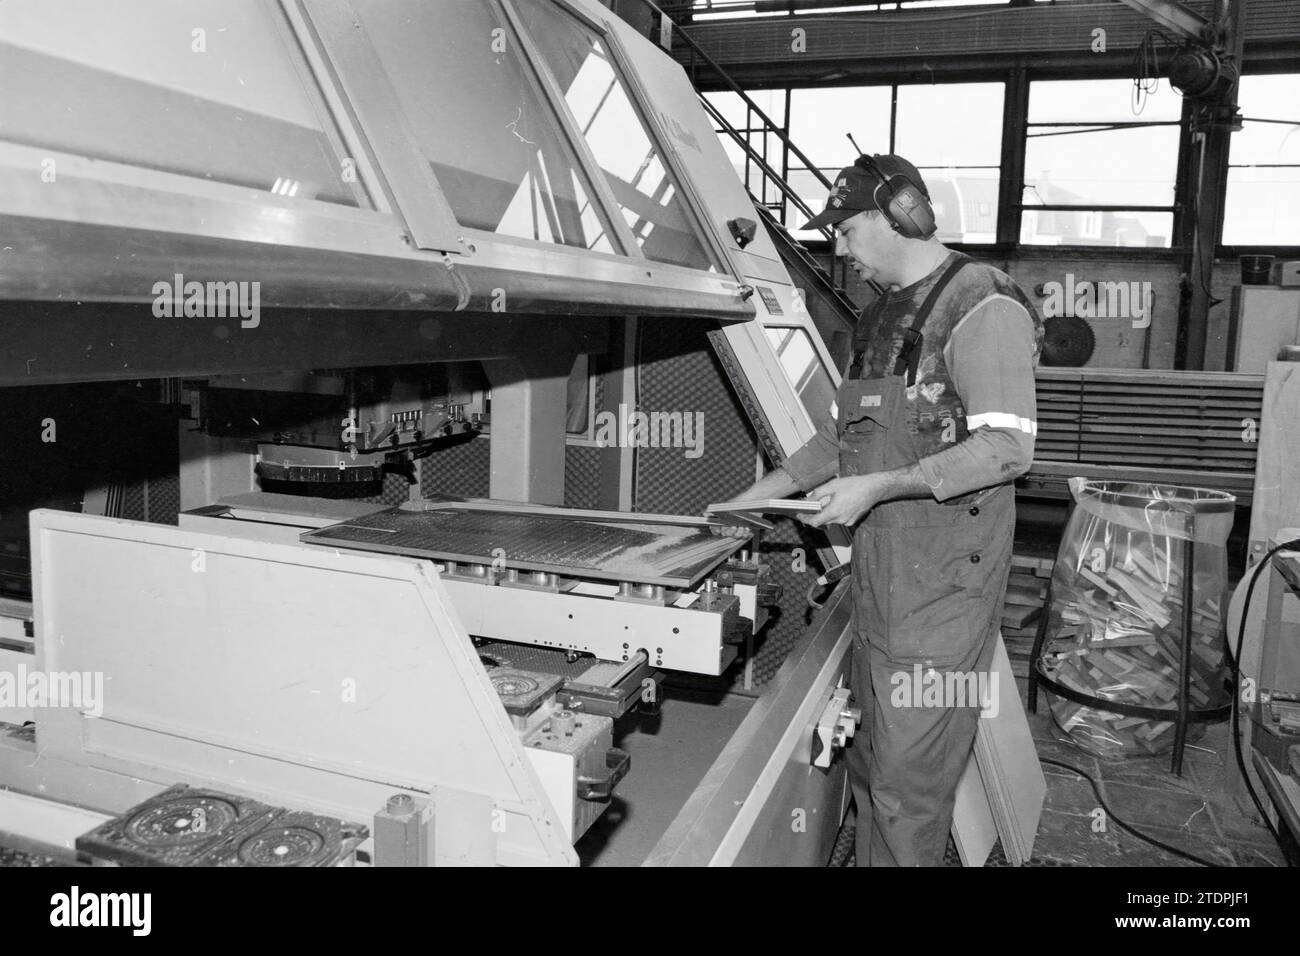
left=1226, top=536, right=1300, bottom=846
left=806, top=561, right=850, bottom=609
left=1185, top=137, right=1225, bottom=308
left=1132, top=30, right=1178, bottom=115
left=1038, top=757, right=1223, bottom=867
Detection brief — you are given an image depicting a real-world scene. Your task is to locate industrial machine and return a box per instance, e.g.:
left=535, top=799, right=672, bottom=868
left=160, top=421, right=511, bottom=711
left=0, top=0, right=864, bottom=865
left=3, top=496, right=849, bottom=866
left=1254, top=534, right=1300, bottom=765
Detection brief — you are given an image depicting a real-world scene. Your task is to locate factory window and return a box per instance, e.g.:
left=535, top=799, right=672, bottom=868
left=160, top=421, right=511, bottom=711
left=0, top=0, right=369, bottom=208
left=703, top=90, right=789, bottom=215
left=786, top=86, right=892, bottom=241
left=350, top=0, right=617, bottom=254
left=1022, top=78, right=1181, bottom=248
left=689, top=0, right=1010, bottom=19
left=514, top=0, right=720, bottom=271
left=894, top=83, right=1004, bottom=244
left=1222, top=73, right=1300, bottom=247
left=783, top=82, right=1004, bottom=244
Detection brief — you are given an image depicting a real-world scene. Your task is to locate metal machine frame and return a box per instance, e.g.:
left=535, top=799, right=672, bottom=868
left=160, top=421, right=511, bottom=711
left=0, top=0, right=758, bottom=342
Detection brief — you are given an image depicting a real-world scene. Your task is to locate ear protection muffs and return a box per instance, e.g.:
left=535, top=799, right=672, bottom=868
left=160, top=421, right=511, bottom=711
left=854, top=155, right=937, bottom=240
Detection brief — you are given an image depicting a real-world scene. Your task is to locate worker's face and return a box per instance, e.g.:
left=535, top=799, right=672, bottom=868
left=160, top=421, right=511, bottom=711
left=834, top=210, right=896, bottom=285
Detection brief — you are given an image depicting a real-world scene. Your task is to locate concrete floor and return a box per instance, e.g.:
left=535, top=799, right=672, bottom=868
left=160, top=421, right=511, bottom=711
left=1022, top=688, right=1289, bottom=867
left=834, top=675, right=1291, bottom=867
left=586, top=667, right=1293, bottom=869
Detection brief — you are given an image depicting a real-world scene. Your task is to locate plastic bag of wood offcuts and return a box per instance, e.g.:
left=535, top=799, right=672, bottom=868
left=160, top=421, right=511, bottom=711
left=1038, top=479, right=1235, bottom=758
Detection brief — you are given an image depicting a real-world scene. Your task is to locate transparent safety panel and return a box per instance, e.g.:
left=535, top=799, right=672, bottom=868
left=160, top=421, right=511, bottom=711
left=515, top=1, right=718, bottom=271
left=0, top=0, right=369, bottom=208
left=765, top=326, right=835, bottom=425
left=350, top=0, right=616, bottom=253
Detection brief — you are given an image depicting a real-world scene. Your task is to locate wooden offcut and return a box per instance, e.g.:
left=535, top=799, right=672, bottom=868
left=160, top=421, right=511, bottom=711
left=952, top=635, right=1046, bottom=866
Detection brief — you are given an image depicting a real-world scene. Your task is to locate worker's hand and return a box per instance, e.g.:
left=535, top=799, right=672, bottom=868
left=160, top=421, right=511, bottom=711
left=704, top=511, right=753, bottom=539
left=799, top=475, right=887, bottom=529
left=705, top=470, right=798, bottom=539
left=716, top=525, right=753, bottom=540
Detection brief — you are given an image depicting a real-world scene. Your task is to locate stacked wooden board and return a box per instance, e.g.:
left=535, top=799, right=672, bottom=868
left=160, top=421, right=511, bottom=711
left=1040, top=545, right=1230, bottom=757
left=952, top=635, right=1047, bottom=866
left=1247, top=362, right=1300, bottom=565
left=1001, top=554, right=1053, bottom=679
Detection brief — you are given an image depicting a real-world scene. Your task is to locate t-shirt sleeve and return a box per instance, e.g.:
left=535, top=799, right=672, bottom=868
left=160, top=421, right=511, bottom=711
left=781, top=413, right=841, bottom=493
left=917, top=295, right=1038, bottom=501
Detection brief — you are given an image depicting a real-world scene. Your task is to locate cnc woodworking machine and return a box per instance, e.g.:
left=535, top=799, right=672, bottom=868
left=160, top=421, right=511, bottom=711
left=0, top=0, right=860, bottom=866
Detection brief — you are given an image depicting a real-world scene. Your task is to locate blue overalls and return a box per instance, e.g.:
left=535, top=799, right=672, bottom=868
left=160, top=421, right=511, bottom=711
left=838, top=257, right=1014, bottom=866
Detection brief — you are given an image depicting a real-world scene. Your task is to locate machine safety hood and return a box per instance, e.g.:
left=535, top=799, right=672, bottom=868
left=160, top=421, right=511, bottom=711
left=0, top=0, right=777, bottom=322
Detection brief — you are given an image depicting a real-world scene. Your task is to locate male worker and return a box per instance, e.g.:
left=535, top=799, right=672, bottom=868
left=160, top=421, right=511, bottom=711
left=725, top=155, right=1042, bottom=866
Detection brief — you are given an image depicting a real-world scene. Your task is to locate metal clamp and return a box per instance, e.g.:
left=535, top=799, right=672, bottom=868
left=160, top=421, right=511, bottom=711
left=810, top=687, right=862, bottom=769
left=577, top=748, right=631, bottom=802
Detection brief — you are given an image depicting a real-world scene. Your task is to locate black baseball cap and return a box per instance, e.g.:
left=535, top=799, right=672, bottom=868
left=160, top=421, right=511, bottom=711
left=803, top=154, right=930, bottom=231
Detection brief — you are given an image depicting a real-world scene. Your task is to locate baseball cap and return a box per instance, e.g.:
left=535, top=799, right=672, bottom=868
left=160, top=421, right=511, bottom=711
left=802, top=154, right=930, bottom=231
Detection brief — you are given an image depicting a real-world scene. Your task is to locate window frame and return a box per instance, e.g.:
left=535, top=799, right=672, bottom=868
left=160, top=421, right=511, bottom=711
left=496, top=0, right=647, bottom=260
left=723, top=78, right=1009, bottom=248
left=683, top=13, right=1298, bottom=261
left=502, top=0, right=738, bottom=275
left=322, top=0, right=743, bottom=278
left=1018, top=76, right=1186, bottom=252
left=703, top=89, right=792, bottom=216
left=1219, top=68, right=1300, bottom=254
left=761, top=320, right=840, bottom=425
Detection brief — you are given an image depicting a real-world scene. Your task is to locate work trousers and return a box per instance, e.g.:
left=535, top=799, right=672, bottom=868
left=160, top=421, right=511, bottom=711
left=846, top=484, right=1014, bottom=866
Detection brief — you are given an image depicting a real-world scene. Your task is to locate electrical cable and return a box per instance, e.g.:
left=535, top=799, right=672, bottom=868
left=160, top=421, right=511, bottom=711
left=1131, top=29, right=1178, bottom=116
left=1183, top=134, right=1223, bottom=308
left=1226, top=536, right=1300, bottom=847
left=1025, top=121, right=1175, bottom=139
left=1037, top=757, right=1223, bottom=867
left=1134, top=31, right=1159, bottom=115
